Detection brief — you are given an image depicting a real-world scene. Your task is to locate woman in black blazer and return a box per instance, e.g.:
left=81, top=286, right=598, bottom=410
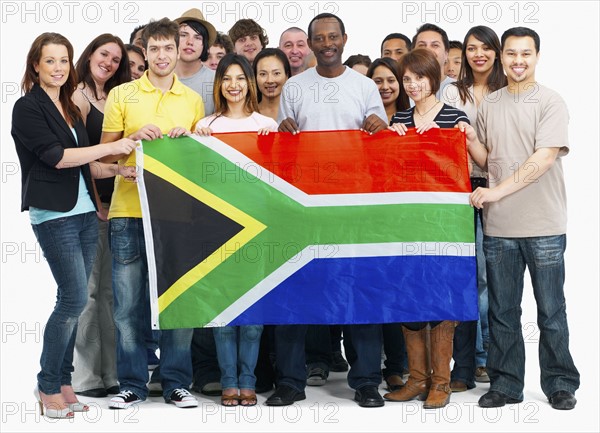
left=11, top=32, right=137, bottom=419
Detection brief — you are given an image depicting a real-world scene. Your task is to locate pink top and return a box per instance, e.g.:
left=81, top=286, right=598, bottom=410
left=198, top=112, right=278, bottom=133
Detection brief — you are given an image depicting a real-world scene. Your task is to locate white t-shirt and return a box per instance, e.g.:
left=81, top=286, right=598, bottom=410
left=198, top=112, right=278, bottom=133
left=278, top=66, right=386, bottom=130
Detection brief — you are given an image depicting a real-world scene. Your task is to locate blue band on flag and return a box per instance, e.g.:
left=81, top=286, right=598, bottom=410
left=228, top=255, right=478, bottom=325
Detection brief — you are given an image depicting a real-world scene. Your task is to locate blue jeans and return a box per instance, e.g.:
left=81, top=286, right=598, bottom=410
left=32, top=212, right=98, bottom=394
left=452, top=210, right=487, bottom=384
left=213, top=325, right=263, bottom=389
left=484, top=234, right=579, bottom=399
left=305, top=325, right=331, bottom=374
left=382, top=323, right=407, bottom=378
left=275, top=324, right=382, bottom=391
left=191, top=327, right=221, bottom=390
left=110, top=217, right=193, bottom=400
left=474, top=213, right=489, bottom=367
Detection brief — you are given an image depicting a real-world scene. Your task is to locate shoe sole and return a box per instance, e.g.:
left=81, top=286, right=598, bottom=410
left=109, top=400, right=144, bottom=409
left=265, top=393, right=306, bottom=406
left=479, top=398, right=522, bottom=408
left=307, top=378, right=327, bottom=386
left=170, top=400, right=198, bottom=408
left=354, top=397, right=385, bottom=408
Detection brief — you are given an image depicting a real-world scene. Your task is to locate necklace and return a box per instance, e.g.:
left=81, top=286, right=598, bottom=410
left=415, top=100, right=440, bottom=118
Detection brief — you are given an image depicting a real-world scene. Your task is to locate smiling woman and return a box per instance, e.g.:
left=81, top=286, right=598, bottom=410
left=11, top=32, right=137, bottom=419
left=1, top=1, right=598, bottom=430
left=70, top=33, right=133, bottom=402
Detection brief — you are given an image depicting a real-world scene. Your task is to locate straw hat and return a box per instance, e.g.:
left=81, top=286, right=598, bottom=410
left=174, top=8, right=217, bottom=47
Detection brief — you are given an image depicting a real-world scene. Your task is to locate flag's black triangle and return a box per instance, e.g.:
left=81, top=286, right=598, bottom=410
left=144, top=171, right=243, bottom=298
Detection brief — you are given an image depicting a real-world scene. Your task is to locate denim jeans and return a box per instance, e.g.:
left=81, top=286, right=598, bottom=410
left=110, top=217, right=193, bottom=400
left=451, top=320, right=477, bottom=387
left=191, top=327, right=221, bottom=390
left=305, top=325, right=331, bottom=374
left=275, top=324, right=382, bottom=391
left=32, top=212, right=98, bottom=394
left=484, top=234, right=580, bottom=399
left=452, top=210, right=488, bottom=384
left=474, top=212, right=489, bottom=367
left=213, top=325, right=263, bottom=389
left=382, top=323, right=407, bottom=378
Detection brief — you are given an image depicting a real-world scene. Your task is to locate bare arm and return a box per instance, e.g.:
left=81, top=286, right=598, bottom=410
left=469, top=147, right=560, bottom=209
left=456, top=122, right=488, bottom=169
left=89, top=161, right=137, bottom=180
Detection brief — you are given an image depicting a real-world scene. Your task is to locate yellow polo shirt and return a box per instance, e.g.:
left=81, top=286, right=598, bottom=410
left=103, top=71, right=204, bottom=218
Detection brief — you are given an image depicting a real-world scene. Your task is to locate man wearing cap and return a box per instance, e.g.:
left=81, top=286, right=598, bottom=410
left=174, top=8, right=217, bottom=115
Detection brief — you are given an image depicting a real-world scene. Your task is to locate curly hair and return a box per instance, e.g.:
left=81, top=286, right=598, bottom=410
left=228, top=19, right=268, bottom=48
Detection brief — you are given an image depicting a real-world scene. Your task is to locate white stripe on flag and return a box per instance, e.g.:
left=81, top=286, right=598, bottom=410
left=136, top=142, right=161, bottom=330
left=210, top=242, right=475, bottom=326
left=191, top=135, right=470, bottom=206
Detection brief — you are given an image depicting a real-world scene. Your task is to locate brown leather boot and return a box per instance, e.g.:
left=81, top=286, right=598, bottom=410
left=423, top=321, right=457, bottom=409
left=384, top=326, right=429, bottom=401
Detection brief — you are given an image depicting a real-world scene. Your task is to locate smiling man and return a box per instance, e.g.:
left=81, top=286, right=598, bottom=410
left=228, top=18, right=268, bottom=64
left=270, top=13, right=388, bottom=409
left=278, top=27, right=312, bottom=76
left=466, top=27, right=580, bottom=411
left=412, top=23, right=454, bottom=99
left=100, top=17, right=205, bottom=411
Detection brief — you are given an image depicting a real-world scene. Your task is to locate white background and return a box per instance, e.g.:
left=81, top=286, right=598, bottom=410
left=1, top=1, right=598, bottom=432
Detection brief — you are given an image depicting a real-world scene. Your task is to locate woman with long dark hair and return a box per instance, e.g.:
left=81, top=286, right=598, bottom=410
left=253, top=48, right=291, bottom=121
left=196, top=54, right=277, bottom=406
left=70, top=33, right=131, bottom=399
left=367, top=57, right=409, bottom=123
left=12, top=32, right=136, bottom=419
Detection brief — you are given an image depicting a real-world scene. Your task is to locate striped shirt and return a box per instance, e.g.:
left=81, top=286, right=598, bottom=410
left=390, top=103, right=470, bottom=128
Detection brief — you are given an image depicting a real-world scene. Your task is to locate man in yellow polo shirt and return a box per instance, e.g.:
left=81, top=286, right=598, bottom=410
left=100, top=17, right=204, bottom=410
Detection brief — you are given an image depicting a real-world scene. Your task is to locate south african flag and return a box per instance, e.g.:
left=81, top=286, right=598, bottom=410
left=136, top=129, right=477, bottom=329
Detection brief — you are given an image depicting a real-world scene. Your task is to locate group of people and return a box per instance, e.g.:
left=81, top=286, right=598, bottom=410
left=12, top=7, right=580, bottom=420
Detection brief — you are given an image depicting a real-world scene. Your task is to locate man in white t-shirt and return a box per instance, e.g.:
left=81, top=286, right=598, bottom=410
left=267, top=13, right=388, bottom=409
left=174, top=8, right=217, bottom=115
left=467, top=27, right=579, bottom=411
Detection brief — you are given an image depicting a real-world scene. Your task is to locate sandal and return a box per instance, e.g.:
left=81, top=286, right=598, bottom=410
left=221, top=393, right=240, bottom=406
left=239, top=391, right=257, bottom=406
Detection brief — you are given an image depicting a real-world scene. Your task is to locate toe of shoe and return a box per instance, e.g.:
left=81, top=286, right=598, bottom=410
left=549, top=391, right=576, bottom=410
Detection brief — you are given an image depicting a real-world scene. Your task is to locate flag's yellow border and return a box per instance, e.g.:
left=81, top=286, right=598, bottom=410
left=144, top=155, right=266, bottom=313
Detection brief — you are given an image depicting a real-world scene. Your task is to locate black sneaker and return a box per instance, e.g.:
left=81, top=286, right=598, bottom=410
left=307, top=366, right=328, bottom=386
left=330, top=351, right=349, bottom=372
left=167, top=388, right=198, bottom=408
left=109, top=390, right=143, bottom=409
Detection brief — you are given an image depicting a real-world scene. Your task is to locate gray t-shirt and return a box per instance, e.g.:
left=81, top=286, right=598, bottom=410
left=278, top=66, right=386, bottom=130
left=179, top=66, right=215, bottom=116
left=477, top=84, right=570, bottom=237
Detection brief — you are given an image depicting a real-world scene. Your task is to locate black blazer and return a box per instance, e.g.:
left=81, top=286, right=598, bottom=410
left=12, top=84, right=96, bottom=212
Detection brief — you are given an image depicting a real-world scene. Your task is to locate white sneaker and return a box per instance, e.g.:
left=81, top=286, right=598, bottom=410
left=109, top=390, right=143, bottom=409
left=168, top=388, right=198, bottom=408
